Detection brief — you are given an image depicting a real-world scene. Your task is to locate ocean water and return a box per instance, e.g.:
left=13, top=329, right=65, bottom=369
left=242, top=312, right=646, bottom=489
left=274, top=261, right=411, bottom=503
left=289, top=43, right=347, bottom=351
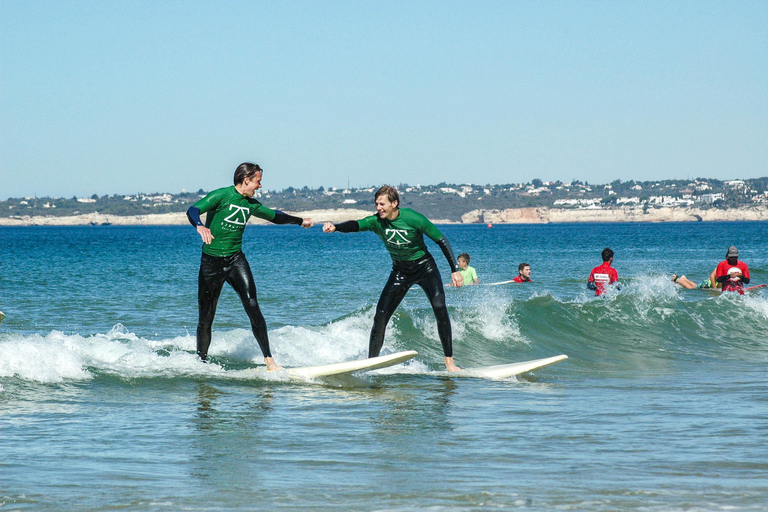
left=1, top=221, right=768, bottom=511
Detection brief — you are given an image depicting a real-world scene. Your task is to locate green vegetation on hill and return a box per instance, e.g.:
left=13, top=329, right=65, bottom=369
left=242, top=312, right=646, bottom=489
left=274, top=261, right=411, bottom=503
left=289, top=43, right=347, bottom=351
left=3, top=178, right=767, bottom=222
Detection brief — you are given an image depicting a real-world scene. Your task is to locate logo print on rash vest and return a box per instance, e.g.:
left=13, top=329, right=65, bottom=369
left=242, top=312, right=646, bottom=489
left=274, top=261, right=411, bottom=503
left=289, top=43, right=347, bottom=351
left=385, top=229, right=411, bottom=246
left=223, top=204, right=250, bottom=228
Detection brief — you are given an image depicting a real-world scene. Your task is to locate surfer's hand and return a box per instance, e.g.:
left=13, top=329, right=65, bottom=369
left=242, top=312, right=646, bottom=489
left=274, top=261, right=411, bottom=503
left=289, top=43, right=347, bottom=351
left=323, top=222, right=336, bottom=233
left=197, top=226, right=214, bottom=244
left=301, top=218, right=314, bottom=228
left=451, top=271, right=464, bottom=288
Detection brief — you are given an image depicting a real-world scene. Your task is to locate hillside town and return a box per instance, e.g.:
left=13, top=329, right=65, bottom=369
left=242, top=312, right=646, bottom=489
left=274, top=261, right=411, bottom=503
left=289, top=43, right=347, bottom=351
left=3, top=177, right=768, bottom=224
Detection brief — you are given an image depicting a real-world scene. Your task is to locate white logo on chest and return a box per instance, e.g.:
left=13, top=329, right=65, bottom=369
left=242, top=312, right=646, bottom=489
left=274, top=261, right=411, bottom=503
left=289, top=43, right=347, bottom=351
left=385, top=229, right=411, bottom=246
left=223, top=204, right=250, bottom=226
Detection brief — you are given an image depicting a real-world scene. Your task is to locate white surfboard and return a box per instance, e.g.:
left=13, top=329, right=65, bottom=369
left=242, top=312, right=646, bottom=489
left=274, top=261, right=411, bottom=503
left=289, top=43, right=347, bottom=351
left=483, top=280, right=516, bottom=286
left=457, top=354, right=568, bottom=379
left=0, top=311, right=4, bottom=323
left=286, top=350, right=418, bottom=379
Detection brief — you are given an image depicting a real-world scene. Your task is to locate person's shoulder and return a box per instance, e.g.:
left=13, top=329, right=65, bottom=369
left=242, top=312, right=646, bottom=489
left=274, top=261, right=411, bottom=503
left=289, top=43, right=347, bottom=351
left=400, top=207, right=428, bottom=220
left=357, top=214, right=379, bottom=229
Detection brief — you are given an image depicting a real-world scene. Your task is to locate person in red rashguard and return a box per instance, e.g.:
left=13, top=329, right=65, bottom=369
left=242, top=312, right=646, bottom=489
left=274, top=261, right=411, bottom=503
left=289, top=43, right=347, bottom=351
left=512, top=263, right=532, bottom=283
left=587, top=247, right=619, bottom=296
left=715, top=246, right=750, bottom=294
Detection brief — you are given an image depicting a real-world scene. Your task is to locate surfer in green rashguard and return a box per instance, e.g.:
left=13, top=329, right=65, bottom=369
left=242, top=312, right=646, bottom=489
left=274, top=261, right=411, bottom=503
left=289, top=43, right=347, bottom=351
left=186, top=162, right=313, bottom=370
left=323, top=185, right=464, bottom=372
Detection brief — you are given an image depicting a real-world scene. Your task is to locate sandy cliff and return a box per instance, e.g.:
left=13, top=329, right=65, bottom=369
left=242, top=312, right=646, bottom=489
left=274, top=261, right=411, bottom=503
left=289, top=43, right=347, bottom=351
left=461, top=206, right=768, bottom=224
left=0, top=209, right=374, bottom=226
left=2, top=206, right=768, bottom=226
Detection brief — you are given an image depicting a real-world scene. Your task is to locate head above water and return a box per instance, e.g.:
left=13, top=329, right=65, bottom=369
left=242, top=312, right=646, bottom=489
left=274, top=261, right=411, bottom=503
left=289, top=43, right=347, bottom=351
left=234, top=162, right=263, bottom=186
left=518, top=262, right=530, bottom=274
left=726, top=246, right=739, bottom=259
left=601, top=247, right=614, bottom=262
left=458, top=253, right=470, bottom=264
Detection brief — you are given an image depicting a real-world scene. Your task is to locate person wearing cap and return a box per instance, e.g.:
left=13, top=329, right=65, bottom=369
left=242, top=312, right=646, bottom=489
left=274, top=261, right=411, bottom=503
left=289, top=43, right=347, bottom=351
left=715, top=246, right=750, bottom=294
left=512, top=263, right=532, bottom=283
left=587, top=247, right=619, bottom=296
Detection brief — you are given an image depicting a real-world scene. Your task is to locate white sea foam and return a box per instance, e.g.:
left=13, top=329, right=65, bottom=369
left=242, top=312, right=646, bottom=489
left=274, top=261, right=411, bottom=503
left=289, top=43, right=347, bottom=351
left=0, top=310, right=428, bottom=384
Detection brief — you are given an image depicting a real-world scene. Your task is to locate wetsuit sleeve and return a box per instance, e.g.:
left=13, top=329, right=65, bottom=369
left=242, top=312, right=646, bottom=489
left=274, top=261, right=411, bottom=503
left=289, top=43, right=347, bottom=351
left=587, top=281, right=597, bottom=291
left=333, top=220, right=360, bottom=233
left=356, top=215, right=378, bottom=232
left=435, top=237, right=460, bottom=273
left=187, top=206, right=204, bottom=227
left=411, top=210, right=444, bottom=242
left=271, top=210, right=304, bottom=225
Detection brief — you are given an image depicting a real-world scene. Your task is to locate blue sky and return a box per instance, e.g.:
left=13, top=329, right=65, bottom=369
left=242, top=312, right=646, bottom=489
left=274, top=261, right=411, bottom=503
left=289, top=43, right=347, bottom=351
left=1, top=1, right=766, bottom=199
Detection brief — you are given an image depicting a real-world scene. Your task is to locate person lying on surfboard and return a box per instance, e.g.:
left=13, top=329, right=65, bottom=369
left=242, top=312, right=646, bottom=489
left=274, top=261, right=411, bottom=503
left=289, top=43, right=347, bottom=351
left=671, top=267, right=720, bottom=290
left=323, top=185, right=464, bottom=372
left=512, top=263, right=532, bottom=283
left=587, top=247, right=619, bottom=296
left=715, top=246, right=750, bottom=295
left=186, top=162, right=313, bottom=370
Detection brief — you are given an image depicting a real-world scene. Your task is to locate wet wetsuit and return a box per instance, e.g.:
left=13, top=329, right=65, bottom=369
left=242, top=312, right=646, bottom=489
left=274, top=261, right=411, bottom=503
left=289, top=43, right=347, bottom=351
left=512, top=275, right=532, bottom=283
left=332, top=208, right=460, bottom=358
left=187, top=186, right=303, bottom=360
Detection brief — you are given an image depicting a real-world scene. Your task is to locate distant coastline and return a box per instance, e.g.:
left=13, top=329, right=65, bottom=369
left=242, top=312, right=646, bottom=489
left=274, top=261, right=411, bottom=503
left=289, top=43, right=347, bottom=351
left=2, top=206, right=768, bottom=226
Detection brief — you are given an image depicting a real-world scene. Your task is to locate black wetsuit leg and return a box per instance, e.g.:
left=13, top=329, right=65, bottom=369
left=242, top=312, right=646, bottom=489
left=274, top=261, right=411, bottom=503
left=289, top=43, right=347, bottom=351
left=225, top=253, right=271, bottom=358
left=414, top=258, right=453, bottom=358
left=368, top=255, right=454, bottom=358
left=369, top=269, right=413, bottom=358
left=197, top=253, right=228, bottom=360
left=197, top=252, right=272, bottom=360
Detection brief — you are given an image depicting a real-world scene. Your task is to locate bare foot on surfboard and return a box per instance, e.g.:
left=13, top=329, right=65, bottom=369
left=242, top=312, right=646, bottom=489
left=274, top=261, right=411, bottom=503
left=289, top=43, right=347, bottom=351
left=445, top=356, right=461, bottom=372
left=265, top=357, right=283, bottom=371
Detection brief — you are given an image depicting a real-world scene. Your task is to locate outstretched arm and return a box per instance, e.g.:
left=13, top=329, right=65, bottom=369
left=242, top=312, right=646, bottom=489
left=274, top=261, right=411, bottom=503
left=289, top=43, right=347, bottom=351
left=323, top=221, right=359, bottom=233
left=272, top=211, right=313, bottom=228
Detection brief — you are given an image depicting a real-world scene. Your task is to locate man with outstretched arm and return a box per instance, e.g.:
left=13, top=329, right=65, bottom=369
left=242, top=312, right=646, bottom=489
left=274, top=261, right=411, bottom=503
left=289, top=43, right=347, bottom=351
left=322, top=185, right=463, bottom=372
left=187, top=162, right=313, bottom=370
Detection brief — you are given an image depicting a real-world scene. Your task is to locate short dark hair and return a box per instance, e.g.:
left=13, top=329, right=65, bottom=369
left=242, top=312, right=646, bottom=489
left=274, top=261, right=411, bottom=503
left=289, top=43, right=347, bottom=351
left=601, top=247, right=614, bottom=262
left=234, top=162, right=263, bottom=185
left=518, top=262, right=529, bottom=273
left=374, top=185, right=400, bottom=206
left=458, top=253, right=470, bottom=263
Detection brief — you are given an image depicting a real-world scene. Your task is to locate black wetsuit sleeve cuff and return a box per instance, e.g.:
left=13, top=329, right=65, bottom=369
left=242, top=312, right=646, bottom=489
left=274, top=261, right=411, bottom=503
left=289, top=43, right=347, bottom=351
left=187, top=206, right=204, bottom=227
left=334, top=221, right=359, bottom=233
left=436, top=237, right=459, bottom=273
left=272, top=210, right=304, bottom=225
left=742, top=277, right=750, bottom=284
left=587, top=281, right=597, bottom=290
